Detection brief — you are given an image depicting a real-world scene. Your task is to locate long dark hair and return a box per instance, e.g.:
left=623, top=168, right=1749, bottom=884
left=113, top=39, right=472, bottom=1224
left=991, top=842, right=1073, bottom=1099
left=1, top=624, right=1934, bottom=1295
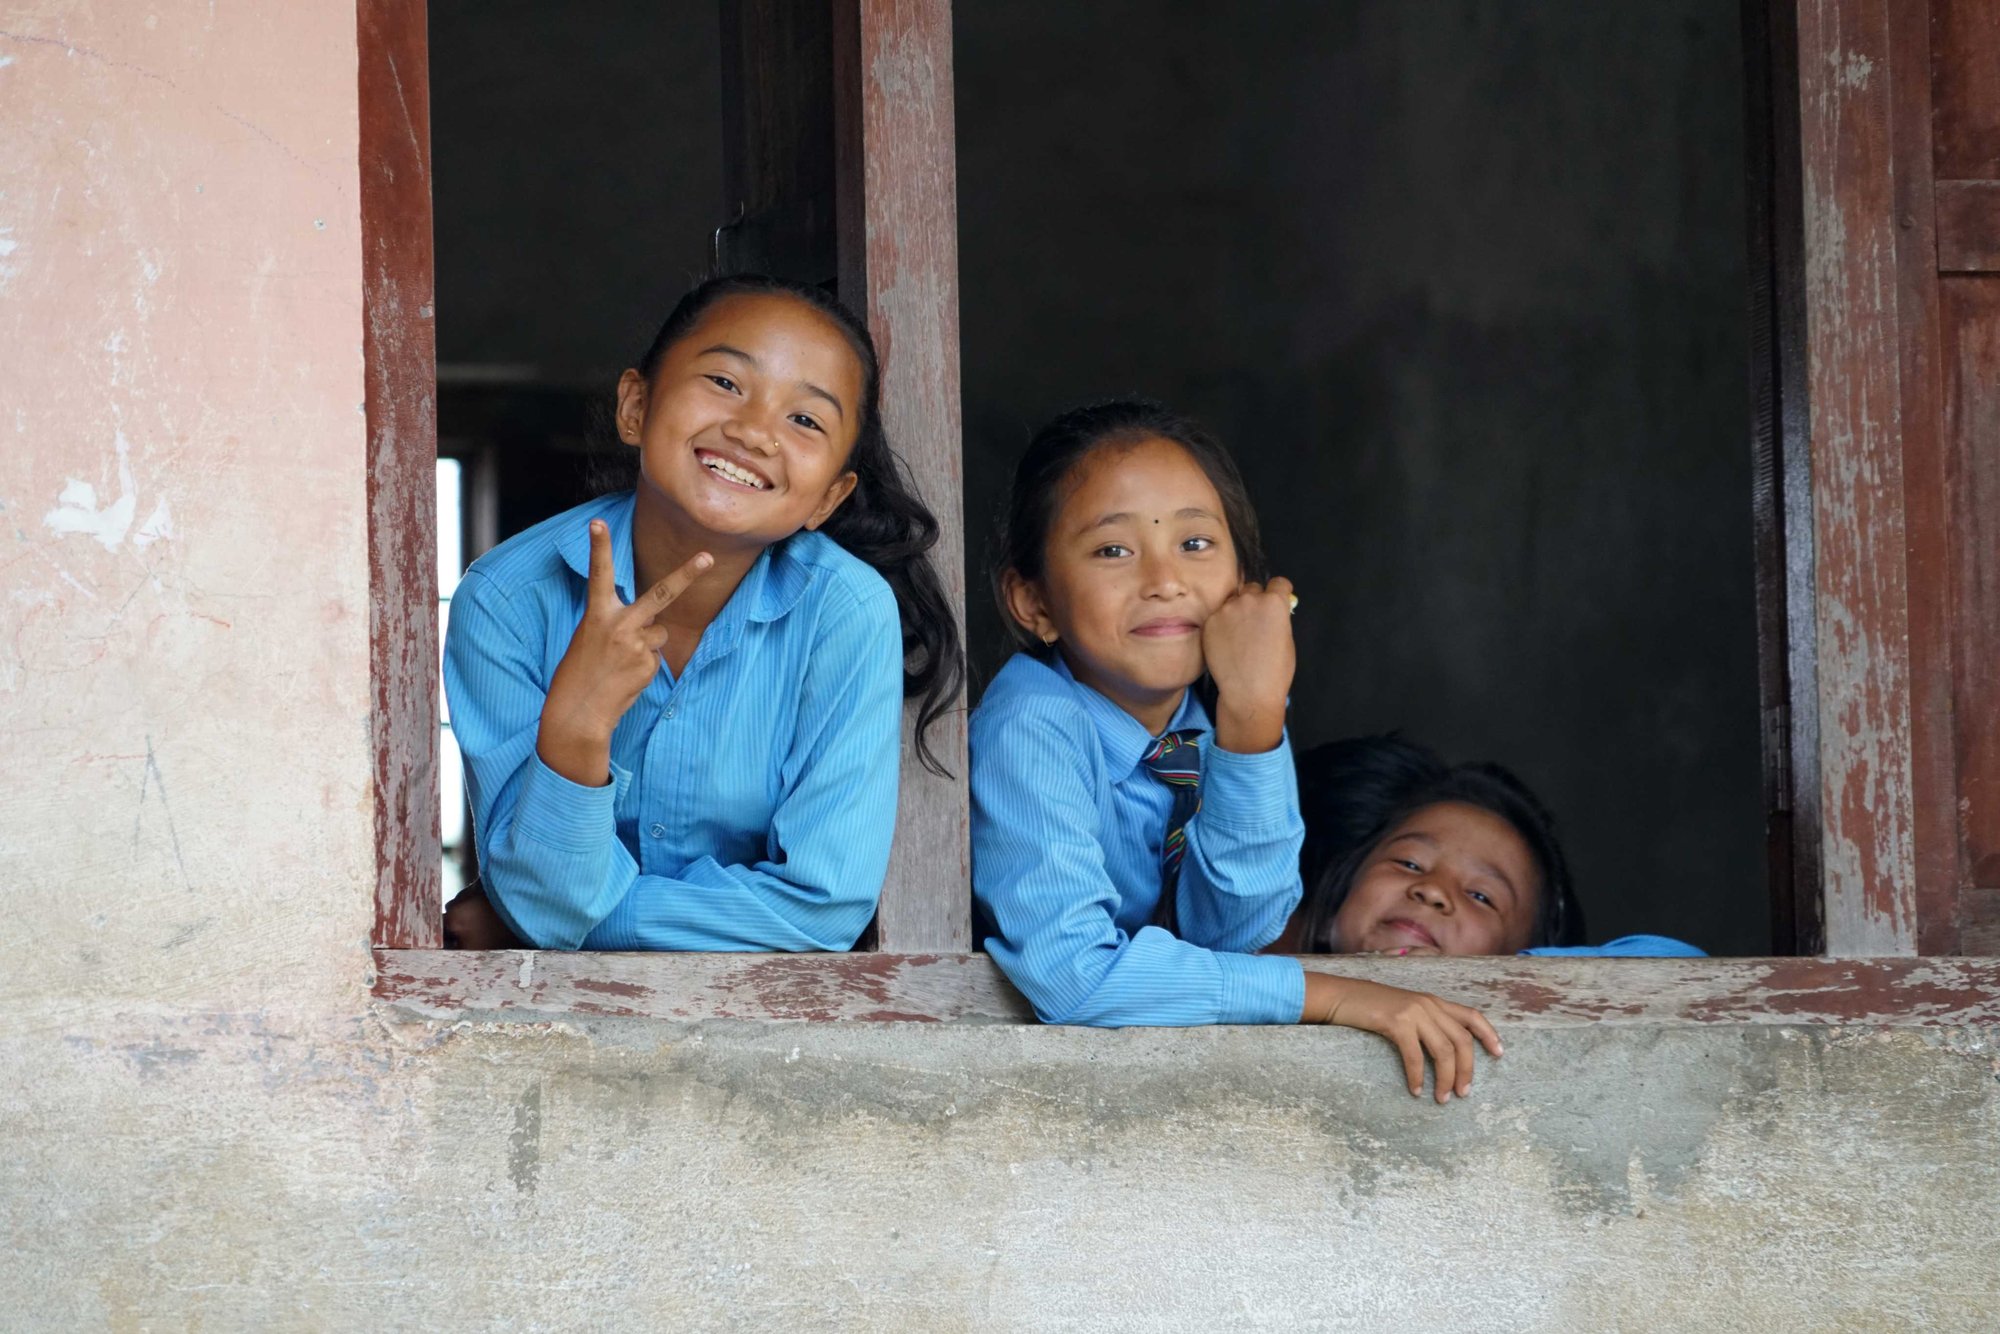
left=610, top=274, right=963, bottom=774
left=992, top=398, right=1267, bottom=659
left=1295, top=735, right=1585, bottom=951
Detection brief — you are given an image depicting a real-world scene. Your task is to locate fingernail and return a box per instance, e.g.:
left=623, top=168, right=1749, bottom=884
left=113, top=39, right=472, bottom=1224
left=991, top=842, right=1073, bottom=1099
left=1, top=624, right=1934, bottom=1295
left=696, top=553, right=713, bottom=569
left=591, top=520, right=605, bottom=534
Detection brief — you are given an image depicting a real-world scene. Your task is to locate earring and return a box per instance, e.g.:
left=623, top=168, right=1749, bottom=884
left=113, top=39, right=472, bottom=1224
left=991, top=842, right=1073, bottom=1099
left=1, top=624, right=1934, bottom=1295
left=1042, top=633, right=1057, bottom=646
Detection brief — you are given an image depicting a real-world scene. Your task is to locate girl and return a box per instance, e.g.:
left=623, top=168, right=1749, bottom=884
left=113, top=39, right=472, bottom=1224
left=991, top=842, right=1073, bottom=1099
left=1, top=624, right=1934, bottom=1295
left=442, top=274, right=961, bottom=952
left=1279, top=735, right=1704, bottom=958
left=972, top=400, right=1502, bottom=1104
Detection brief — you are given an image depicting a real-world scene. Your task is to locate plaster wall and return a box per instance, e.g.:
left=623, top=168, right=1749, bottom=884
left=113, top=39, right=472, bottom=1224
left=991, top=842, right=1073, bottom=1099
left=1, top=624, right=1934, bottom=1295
left=2, top=7, right=1996, bottom=1332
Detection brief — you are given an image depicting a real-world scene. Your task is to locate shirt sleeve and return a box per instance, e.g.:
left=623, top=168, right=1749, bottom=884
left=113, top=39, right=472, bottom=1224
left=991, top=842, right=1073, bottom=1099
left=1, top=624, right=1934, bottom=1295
left=444, top=568, right=901, bottom=952
left=971, top=696, right=1306, bottom=1027
left=1167, top=734, right=1305, bottom=953
left=1525, top=935, right=1709, bottom=958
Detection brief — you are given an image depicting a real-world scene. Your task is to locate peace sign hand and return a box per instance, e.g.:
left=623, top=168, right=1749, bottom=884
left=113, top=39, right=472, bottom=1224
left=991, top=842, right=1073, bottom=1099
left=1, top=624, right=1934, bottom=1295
left=536, top=519, right=711, bottom=786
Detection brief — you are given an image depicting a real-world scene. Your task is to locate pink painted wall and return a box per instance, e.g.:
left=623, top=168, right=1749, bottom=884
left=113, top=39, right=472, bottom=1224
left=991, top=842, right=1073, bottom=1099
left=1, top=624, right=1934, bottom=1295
left=0, top=5, right=376, bottom=1011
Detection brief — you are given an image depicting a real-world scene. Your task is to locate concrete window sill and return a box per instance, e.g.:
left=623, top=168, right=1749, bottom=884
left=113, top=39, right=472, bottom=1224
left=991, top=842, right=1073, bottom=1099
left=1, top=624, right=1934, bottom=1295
left=372, top=951, right=2000, bottom=1027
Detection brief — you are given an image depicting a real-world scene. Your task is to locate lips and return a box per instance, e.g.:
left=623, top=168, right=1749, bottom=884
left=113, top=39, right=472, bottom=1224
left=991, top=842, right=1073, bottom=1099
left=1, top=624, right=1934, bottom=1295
left=695, top=448, right=774, bottom=491
left=1381, top=917, right=1439, bottom=949
left=1130, top=617, right=1200, bottom=638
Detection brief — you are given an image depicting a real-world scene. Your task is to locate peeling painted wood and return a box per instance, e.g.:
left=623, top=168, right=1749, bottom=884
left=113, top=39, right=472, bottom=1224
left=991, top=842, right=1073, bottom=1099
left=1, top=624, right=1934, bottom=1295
left=360, top=0, right=441, bottom=949
left=834, top=0, right=970, bottom=952
left=373, top=950, right=2000, bottom=1027
left=1940, top=277, right=2000, bottom=938
left=1794, top=0, right=1922, bottom=954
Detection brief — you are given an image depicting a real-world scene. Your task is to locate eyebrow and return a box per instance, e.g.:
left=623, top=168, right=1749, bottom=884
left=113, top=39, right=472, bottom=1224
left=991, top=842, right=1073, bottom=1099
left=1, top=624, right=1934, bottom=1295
left=697, top=344, right=848, bottom=423
left=1074, top=506, right=1220, bottom=537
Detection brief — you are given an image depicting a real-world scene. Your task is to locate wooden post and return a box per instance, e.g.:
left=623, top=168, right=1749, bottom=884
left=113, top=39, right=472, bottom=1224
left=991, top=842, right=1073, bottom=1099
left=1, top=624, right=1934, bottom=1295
left=835, top=0, right=971, bottom=952
left=360, top=0, right=442, bottom=949
left=1930, top=0, right=2000, bottom=953
left=1792, top=0, right=1928, bottom=955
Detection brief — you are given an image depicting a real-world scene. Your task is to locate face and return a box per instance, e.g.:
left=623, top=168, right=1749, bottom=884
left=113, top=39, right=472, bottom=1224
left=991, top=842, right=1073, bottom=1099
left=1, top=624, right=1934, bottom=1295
left=1006, top=436, right=1242, bottom=728
left=1327, top=802, right=1541, bottom=956
left=616, top=292, right=863, bottom=550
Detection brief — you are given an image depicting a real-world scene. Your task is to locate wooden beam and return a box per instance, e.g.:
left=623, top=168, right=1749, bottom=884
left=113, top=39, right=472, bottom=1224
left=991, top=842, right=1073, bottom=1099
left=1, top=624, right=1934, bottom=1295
left=373, top=949, right=2000, bottom=1027
left=717, top=0, right=838, bottom=283
left=360, top=0, right=441, bottom=949
left=834, top=0, right=971, bottom=953
left=1793, top=0, right=1924, bottom=954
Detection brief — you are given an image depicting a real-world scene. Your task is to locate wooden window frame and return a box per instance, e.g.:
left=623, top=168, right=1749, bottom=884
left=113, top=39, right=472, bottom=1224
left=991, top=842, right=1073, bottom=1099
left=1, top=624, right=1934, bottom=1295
left=368, top=0, right=2000, bottom=1025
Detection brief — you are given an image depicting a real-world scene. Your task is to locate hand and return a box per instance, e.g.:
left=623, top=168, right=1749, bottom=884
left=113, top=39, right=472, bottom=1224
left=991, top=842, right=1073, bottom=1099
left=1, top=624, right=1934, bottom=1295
left=537, top=519, right=710, bottom=785
left=1303, top=971, right=1503, bottom=1103
left=1202, top=575, right=1296, bottom=753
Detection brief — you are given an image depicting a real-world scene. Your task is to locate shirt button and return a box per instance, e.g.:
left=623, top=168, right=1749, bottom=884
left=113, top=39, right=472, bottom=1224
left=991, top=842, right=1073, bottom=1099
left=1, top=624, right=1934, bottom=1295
left=664, top=706, right=676, bottom=720
left=649, top=823, right=666, bottom=839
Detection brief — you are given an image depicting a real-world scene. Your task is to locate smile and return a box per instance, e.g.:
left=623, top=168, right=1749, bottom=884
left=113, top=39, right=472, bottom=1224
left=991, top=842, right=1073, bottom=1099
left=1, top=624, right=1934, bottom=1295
left=1130, top=617, right=1200, bottom=638
left=696, top=449, right=773, bottom=491
left=1383, top=918, right=1439, bottom=948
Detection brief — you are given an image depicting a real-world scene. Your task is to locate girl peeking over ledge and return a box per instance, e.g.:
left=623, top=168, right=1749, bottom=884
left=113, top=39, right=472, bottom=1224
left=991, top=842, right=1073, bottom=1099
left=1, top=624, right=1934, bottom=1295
left=1273, top=735, right=1705, bottom=959
left=443, top=274, right=961, bottom=952
left=971, top=400, right=1503, bottom=1103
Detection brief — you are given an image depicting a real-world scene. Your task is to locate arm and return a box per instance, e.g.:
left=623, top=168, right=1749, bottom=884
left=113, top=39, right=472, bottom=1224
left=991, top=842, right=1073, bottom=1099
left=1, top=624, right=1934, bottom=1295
left=1170, top=734, right=1305, bottom=952
left=578, top=579, right=902, bottom=951
left=444, top=567, right=900, bottom=951
left=971, top=699, right=1306, bottom=1027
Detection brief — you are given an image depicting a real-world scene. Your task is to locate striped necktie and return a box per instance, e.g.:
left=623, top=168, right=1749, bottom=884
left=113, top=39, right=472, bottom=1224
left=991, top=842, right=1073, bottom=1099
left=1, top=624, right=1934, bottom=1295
left=1142, top=730, right=1203, bottom=931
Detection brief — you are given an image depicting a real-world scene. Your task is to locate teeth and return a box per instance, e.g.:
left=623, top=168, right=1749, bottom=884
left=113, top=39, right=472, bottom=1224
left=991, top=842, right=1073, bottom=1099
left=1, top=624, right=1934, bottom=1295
left=703, top=455, right=768, bottom=489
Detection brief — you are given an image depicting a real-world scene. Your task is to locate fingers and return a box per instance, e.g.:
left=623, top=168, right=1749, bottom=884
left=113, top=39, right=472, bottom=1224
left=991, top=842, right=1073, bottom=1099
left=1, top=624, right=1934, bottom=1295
left=1264, top=575, right=1294, bottom=602
left=632, top=551, right=713, bottom=620
left=1395, top=1032, right=1427, bottom=1099
left=1449, top=1002, right=1505, bottom=1059
left=1421, top=1019, right=1460, bottom=1104
left=585, top=520, right=617, bottom=608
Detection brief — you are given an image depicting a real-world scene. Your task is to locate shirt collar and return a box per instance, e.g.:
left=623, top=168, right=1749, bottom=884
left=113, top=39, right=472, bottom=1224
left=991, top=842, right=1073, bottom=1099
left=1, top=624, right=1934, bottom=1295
left=1050, top=652, right=1210, bottom=780
left=554, top=493, right=817, bottom=645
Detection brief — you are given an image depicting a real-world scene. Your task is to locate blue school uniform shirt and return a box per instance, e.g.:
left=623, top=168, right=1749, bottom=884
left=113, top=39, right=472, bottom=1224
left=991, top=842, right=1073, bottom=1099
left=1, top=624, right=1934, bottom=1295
left=971, top=652, right=1308, bottom=1027
left=442, top=491, right=903, bottom=951
left=1526, top=935, right=1706, bottom=957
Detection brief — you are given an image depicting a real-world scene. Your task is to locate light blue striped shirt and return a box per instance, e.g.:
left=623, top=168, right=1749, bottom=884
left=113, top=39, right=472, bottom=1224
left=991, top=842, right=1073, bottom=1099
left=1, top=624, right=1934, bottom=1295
left=442, top=491, right=903, bottom=951
left=1526, top=935, right=1707, bottom=957
left=970, top=652, right=1308, bottom=1026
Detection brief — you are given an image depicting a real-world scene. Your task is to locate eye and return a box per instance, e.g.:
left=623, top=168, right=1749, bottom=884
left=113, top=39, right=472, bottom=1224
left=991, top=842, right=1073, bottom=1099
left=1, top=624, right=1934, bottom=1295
left=1467, top=889, right=1495, bottom=907
left=788, top=412, right=824, bottom=434
left=1093, top=543, right=1132, bottom=559
left=1395, top=858, right=1423, bottom=873
left=1180, top=535, right=1215, bottom=553
left=705, top=373, right=740, bottom=394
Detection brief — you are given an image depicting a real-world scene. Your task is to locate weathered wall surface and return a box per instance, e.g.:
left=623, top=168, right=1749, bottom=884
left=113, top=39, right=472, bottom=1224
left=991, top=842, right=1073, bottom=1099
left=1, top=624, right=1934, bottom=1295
left=3, top=6, right=1998, bottom=1332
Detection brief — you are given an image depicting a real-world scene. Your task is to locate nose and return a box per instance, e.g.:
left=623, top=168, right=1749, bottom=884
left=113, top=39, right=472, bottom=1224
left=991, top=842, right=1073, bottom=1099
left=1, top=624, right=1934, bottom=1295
left=724, top=409, right=781, bottom=456
left=1138, top=545, right=1188, bottom=599
left=1408, top=880, right=1452, bottom=914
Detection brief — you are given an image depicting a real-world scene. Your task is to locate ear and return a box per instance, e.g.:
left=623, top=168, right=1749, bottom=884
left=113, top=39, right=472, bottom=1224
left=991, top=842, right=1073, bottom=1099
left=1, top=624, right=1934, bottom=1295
left=801, top=470, right=860, bottom=532
left=614, top=368, right=648, bottom=447
left=1001, top=568, right=1058, bottom=645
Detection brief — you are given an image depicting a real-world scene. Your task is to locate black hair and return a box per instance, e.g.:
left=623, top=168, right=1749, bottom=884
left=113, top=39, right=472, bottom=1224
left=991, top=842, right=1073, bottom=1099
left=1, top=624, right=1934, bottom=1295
left=1293, top=735, right=1586, bottom=952
left=991, top=398, right=1268, bottom=660
left=608, top=273, right=964, bottom=775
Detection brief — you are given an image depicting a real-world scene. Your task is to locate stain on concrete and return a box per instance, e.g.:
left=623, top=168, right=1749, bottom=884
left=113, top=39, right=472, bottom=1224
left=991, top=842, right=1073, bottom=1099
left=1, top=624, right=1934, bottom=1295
left=508, top=1079, right=543, bottom=1194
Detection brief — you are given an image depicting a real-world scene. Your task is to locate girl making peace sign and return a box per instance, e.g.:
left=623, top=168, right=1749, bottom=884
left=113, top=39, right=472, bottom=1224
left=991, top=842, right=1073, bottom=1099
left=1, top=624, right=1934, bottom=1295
left=443, top=275, right=961, bottom=951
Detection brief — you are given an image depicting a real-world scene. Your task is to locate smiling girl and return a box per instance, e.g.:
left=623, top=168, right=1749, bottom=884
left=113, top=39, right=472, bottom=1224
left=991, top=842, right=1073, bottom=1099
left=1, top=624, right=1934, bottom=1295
left=442, top=274, right=960, bottom=952
left=1278, top=735, right=1704, bottom=959
left=972, top=400, right=1502, bottom=1103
